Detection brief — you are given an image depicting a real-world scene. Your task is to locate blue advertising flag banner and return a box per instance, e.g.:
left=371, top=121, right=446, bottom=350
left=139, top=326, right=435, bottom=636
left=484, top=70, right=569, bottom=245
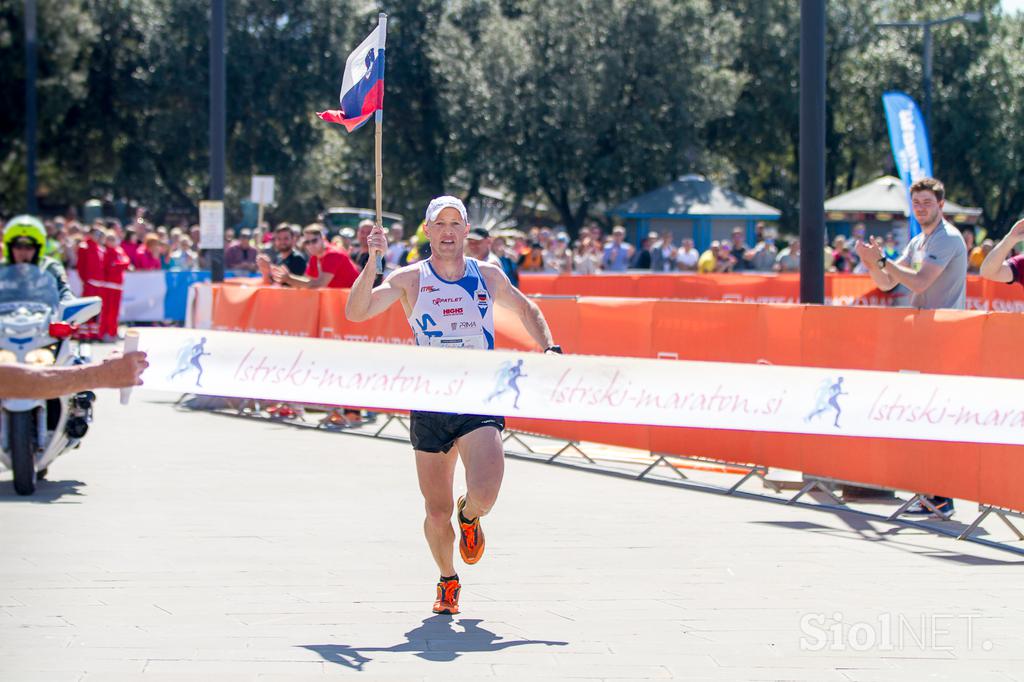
left=163, top=270, right=212, bottom=321
left=882, top=92, right=933, bottom=237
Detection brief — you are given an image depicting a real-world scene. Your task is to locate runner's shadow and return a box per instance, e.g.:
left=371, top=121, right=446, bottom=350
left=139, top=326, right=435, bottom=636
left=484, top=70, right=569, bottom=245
left=300, top=615, right=568, bottom=670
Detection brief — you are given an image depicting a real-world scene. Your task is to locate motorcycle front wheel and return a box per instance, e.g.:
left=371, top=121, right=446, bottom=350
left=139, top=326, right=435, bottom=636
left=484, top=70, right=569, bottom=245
left=10, top=411, right=38, bottom=496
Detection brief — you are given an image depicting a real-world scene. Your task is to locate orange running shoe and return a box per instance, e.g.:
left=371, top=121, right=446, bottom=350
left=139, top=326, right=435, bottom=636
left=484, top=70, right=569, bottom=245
left=457, top=496, right=485, bottom=565
left=432, top=577, right=461, bottom=615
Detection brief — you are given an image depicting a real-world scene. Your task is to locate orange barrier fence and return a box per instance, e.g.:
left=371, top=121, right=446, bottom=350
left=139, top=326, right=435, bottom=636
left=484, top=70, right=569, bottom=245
left=203, top=283, right=1024, bottom=512
left=518, top=272, right=1024, bottom=311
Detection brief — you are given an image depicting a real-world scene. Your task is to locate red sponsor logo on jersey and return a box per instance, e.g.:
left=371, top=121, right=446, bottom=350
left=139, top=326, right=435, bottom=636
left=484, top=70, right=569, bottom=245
left=420, top=285, right=439, bottom=293
left=443, top=307, right=464, bottom=316
left=432, top=296, right=463, bottom=306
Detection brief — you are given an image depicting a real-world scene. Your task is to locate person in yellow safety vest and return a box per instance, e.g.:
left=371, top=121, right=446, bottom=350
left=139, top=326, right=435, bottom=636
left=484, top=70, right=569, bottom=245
left=42, top=220, right=63, bottom=262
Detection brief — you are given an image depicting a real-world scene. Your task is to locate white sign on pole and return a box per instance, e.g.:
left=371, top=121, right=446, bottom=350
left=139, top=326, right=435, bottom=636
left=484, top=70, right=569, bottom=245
left=198, top=200, right=225, bottom=249
left=250, top=175, right=276, bottom=205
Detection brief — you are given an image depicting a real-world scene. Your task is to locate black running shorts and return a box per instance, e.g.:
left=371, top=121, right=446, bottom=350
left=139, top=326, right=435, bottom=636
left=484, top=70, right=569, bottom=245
left=409, top=410, right=506, bottom=454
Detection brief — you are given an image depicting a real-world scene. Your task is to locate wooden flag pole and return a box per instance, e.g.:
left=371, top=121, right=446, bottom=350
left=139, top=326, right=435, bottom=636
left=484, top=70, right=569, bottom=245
left=372, top=12, right=388, bottom=273
left=374, top=119, right=383, bottom=231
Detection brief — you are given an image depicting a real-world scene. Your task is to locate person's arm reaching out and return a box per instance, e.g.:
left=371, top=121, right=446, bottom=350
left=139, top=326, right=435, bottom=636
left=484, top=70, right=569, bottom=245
left=980, top=219, right=1024, bottom=283
left=0, top=352, right=148, bottom=400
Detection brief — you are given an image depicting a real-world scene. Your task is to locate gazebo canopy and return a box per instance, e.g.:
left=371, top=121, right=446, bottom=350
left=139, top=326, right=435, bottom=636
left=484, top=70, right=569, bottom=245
left=825, top=176, right=982, bottom=224
left=610, top=174, right=781, bottom=219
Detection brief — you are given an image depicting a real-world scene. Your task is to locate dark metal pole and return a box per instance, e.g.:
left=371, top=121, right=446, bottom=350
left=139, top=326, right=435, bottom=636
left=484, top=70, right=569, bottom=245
left=208, top=0, right=226, bottom=283
left=922, top=23, right=933, bottom=143
left=24, top=0, right=38, bottom=214
left=799, top=0, right=826, bottom=304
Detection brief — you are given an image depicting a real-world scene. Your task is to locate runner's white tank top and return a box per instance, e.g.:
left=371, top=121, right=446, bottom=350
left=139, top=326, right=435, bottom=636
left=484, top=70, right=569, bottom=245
left=408, top=258, right=495, bottom=350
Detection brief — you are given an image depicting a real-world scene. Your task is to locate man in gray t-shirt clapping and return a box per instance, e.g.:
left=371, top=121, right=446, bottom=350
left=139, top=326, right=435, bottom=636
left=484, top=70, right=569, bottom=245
left=854, top=177, right=967, bottom=311
left=853, top=177, right=967, bottom=518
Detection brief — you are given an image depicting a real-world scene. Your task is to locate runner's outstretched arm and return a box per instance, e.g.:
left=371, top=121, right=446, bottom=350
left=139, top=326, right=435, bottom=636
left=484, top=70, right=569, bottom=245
left=345, top=270, right=406, bottom=322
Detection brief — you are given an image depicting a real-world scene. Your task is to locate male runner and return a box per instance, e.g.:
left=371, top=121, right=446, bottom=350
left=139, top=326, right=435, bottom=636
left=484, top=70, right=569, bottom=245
left=346, top=196, right=560, bottom=615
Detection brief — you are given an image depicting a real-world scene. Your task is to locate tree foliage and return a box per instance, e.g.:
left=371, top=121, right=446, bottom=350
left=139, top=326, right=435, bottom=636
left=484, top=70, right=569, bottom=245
left=1, top=0, right=1023, bottom=235
left=0, top=0, right=96, bottom=206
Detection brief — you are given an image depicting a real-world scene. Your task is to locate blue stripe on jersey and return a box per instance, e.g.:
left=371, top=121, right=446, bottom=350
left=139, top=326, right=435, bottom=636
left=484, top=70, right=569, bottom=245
left=426, top=259, right=489, bottom=304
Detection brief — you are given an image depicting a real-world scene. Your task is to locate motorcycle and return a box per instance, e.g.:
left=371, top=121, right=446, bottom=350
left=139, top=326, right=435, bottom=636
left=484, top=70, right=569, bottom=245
left=0, top=264, right=102, bottom=495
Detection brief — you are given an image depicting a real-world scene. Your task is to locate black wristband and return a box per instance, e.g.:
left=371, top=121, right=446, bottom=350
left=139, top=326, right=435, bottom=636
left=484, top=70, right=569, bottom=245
left=544, top=345, right=563, bottom=354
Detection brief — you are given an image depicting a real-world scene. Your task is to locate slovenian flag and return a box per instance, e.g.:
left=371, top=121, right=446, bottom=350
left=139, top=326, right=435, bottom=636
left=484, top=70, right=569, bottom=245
left=317, top=23, right=386, bottom=132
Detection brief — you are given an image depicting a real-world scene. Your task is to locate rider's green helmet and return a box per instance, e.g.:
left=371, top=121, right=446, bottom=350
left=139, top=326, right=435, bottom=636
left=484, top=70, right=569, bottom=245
left=3, top=215, right=47, bottom=264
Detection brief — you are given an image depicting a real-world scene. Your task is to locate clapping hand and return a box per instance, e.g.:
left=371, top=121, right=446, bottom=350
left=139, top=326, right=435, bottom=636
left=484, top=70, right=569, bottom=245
left=854, top=236, right=884, bottom=264
left=256, top=253, right=271, bottom=278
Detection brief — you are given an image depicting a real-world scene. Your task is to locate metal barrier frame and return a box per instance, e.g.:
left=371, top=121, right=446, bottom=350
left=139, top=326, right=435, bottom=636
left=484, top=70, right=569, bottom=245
left=958, top=505, right=1024, bottom=542
left=173, top=396, right=1024, bottom=558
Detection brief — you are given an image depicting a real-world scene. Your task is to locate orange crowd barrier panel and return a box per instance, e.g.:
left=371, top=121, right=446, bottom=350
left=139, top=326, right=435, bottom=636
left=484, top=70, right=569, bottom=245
left=826, top=274, right=897, bottom=306
left=978, top=278, right=1024, bottom=312
left=979, top=313, right=1024, bottom=379
left=520, top=271, right=1024, bottom=310
left=249, top=287, right=321, bottom=337
left=574, top=298, right=656, bottom=357
left=318, top=289, right=412, bottom=345
left=203, top=282, right=1024, bottom=512
left=210, top=284, right=259, bottom=332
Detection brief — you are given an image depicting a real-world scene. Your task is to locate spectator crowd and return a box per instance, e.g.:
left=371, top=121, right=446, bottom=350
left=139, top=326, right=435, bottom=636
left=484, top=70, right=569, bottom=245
left=0, top=206, right=1004, bottom=307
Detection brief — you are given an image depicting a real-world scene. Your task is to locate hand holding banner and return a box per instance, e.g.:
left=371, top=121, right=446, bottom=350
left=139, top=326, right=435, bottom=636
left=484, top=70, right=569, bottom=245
left=120, top=330, right=140, bottom=405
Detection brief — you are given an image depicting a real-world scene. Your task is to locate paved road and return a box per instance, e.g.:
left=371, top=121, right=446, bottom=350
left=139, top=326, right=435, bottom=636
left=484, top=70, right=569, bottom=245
left=1, top=386, right=1023, bottom=681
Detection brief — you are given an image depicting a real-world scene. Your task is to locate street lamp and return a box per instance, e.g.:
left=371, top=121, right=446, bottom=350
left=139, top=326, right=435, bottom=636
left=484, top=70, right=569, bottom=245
left=208, top=0, right=225, bottom=283
left=25, top=0, right=38, bottom=213
left=876, top=12, right=983, bottom=140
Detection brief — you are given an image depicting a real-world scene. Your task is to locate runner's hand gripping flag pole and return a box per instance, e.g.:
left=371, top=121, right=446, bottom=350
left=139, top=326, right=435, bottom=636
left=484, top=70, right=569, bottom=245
left=317, top=13, right=388, bottom=273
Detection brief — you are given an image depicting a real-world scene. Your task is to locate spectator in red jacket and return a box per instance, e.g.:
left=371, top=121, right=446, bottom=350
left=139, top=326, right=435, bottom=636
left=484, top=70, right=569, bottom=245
left=132, top=233, right=164, bottom=271
left=99, top=231, right=131, bottom=341
left=76, top=226, right=106, bottom=340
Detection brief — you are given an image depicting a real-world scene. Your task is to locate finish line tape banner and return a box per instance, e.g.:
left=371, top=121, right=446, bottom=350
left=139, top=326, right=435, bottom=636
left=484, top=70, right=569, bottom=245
left=133, top=328, right=1024, bottom=446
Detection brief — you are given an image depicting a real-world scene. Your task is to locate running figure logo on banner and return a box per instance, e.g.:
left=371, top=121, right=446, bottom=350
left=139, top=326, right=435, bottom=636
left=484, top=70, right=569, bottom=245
left=485, top=359, right=527, bottom=409
left=805, top=377, right=848, bottom=428
left=170, top=337, right=212, bottom=388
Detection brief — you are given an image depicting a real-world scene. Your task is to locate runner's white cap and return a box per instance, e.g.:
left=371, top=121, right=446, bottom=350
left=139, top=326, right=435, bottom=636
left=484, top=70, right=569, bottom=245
left=425, top=195, right=468, bottom=224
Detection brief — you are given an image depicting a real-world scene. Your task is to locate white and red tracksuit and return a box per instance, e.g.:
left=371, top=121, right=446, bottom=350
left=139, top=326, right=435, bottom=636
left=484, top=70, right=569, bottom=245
left=76, top=237, right=105, bottom=340
left=100, top=244, right=130, bottom=339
